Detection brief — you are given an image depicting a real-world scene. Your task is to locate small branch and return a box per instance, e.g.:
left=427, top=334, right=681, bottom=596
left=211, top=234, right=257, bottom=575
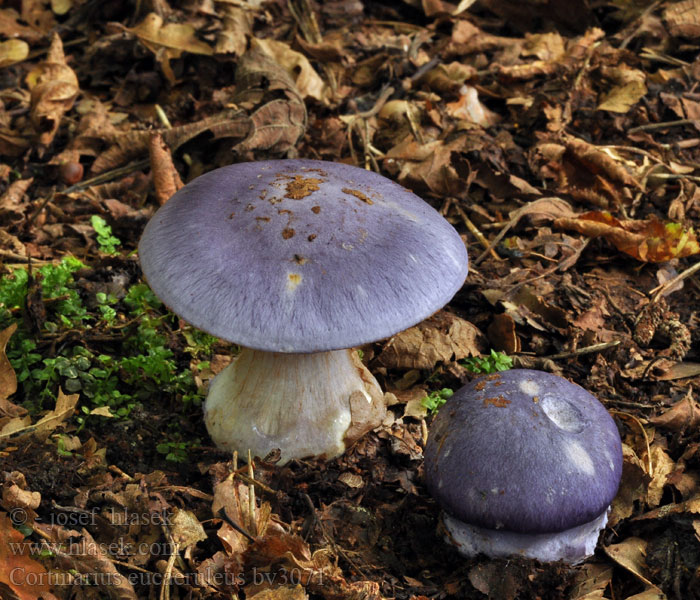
left=628, top=119, right=699, bottom=135
left=650, top=260, right=700, bottom=302
left=543, top=340, right=620, bottom=360
left=451, top=202, right=501, bottom=262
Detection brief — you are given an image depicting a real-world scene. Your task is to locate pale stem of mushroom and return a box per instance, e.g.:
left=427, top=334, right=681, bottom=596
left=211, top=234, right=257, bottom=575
left=204, top=348, right=386, bottom=464
left=442, top=510, right=609, bottom=564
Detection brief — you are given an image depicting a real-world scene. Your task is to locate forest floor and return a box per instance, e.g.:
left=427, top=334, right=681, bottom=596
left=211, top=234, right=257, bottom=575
left=1, top=0, right=700, bottom=599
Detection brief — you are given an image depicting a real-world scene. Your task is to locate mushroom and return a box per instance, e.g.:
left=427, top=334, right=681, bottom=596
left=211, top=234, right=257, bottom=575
left=138, top=159, right=469, bottom=463
left=424, top=369, right=623, bottom=563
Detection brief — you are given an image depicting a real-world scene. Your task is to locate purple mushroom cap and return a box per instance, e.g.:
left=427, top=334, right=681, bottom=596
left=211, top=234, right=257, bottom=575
left=138, top=159, right=469, bottom=353
left=424, top=369, right=623, bottom=535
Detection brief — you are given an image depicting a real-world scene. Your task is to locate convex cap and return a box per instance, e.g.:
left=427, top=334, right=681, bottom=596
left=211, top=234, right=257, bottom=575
left=138, top=159, right=469, bottom=352
left=425, top=369, right=623, bottom=535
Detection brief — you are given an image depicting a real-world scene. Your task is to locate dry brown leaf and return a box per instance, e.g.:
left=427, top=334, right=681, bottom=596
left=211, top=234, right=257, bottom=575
left=385, top=134, right=471, bottom=197
left=236, top=99, right=307, bottom=156
left=0, top=178, right=33, bottom=221
left=169, top=507, right=207, bottom=549
left=498, top=285, right=569, bottom=333
left=0, top=8, right=47, bottom=42
left=399, top=387, right=430, bottom=420
left=643, top=443, right=675, bottom=507
left=244, top=523, right=346, bottom=597
left=149, top=132, right=183, bottom=205
left=48, top=526, right=138, bottom=599
left=603, top=537, right=656, bottom=588
left=25, top=33, right=79, bottom=146
left=568, top=563, right=612, bottom=600
left=0, top=127, right=31, bottom=157
left=0, top=512, right=59, bottom=600
left=345, top=354, right=386, bottom=445
left=656, top=362, right=700, bottom=381
left=1, top=481, right=41, bottom=530
left=16, top=388, right=79, bottom=439
left=215, top=4, right=253, bottom=56
left=21, top=0, right=55, bottom=33
left=0, top=323, right=17, bottom=402
left=608, top=443, right=649, bottom=526
left=530, top=138, right=638, bottom=208
left=487, top=313, right=521, bottom=353
left=648, top=391, right=700, bottom=431
left=555, top=211, right=700, bottom=262
left=125, top=13, right=213, bottom=83
left=597, top=66, right=647, bottom=113
left=0, top=39, right=29, bottom=68
left=420, top=61, right=477, bottom=94
left=231, top=47, right=307, bottom=157
left=91, top=109, right=246, bottom=174
left=663, top=0, right=700, bottom=38
left=252, top=38, right=329, bottom=103
left=378, top=312, right=485, bottom=370
left=522, top=32, right=566, bottom=61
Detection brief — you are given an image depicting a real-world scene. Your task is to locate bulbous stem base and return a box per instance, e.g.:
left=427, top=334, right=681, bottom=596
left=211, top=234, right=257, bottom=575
left=204, top=347, right=386, bottom=464
left=442, top=509, right=609, bottom=563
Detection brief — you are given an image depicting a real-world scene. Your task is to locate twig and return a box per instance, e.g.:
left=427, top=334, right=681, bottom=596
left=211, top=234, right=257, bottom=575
left=109, top=465, right=135, bottom=481
left=215, top=507, right=256, bottom=543
left=628, top=119, right=699, bottom=135
left=154, top=104, right=172, bottom=129
left=639, top=47, right=690, bottom=67
left=248, top=450, right=257, bottom=537
left=606, top=398, right=658, bottom=409
left=648, top=173, right=700, bottom=183
left=0, top=250, right=50, bottom=264
left=542, top=340, right=620, bottom=360
left=650, top=260, right=700, bottom=302
left=235, top=472, right=277, bottom=496
left=158, top=536, right=179, bottom=600
left=451, top=201, right=500, bottom=261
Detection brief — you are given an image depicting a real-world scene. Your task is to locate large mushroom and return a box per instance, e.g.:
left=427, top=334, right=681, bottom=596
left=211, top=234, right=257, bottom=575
left=424, top=369, right=623, bottom=563
left=138, top=159, right=469, bottom=463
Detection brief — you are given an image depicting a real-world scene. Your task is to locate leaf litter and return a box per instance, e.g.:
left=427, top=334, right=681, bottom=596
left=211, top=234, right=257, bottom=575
left=1, top=0, right=700, bottom=599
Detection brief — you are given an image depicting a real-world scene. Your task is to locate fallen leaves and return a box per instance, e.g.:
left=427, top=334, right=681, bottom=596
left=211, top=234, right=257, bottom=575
left=604, top=537, right=657, bottom=588
left=0, top=324, right=17, bottom=403
left=123, top=13, right=214, bottom=83
left=649, top=391, right=700, bottom=431
left=555, top=211, right=700, bottom=262
left=530, top=137, right=639, bottom=208
left=252, top=38, right=330, bottom=103
left=597, top=65, right=648, bottom=113
left=232, top=46, right=308, bottom=157
left=0, top=512, right=58, bottom=600
left=0, top=38, right=28, bottom=68
left=378, top=312, right=485, bottom=370
left=25, top=33, right=79, bottom=146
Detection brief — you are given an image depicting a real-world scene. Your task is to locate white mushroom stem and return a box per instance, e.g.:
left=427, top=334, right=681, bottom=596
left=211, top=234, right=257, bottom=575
left=204, top=347, right=386, bottom=464
left=442, top=510, right=609, bottom=564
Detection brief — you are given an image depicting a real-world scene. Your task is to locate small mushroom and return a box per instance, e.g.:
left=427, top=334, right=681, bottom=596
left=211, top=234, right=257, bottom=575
left=138, top=159, right=468, bottom=463
left=424, top=369, right=623, bottom=563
